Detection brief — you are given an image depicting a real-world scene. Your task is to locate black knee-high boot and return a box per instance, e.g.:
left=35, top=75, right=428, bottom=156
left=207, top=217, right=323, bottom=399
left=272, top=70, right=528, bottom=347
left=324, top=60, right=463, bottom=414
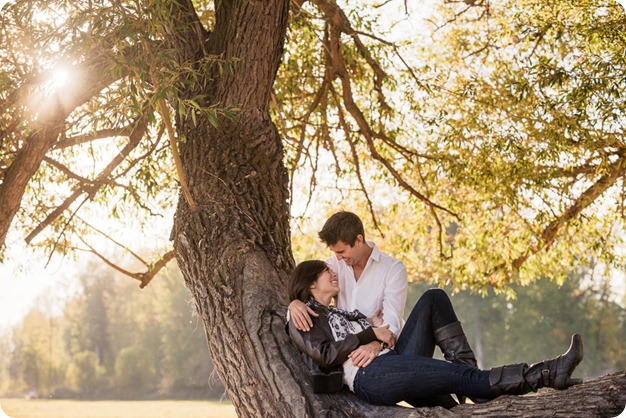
left=489, top=334, right=584, bottom=396
left=434, top=321, right=478, bottom=368
left=434, top=321, right=480, bottom=403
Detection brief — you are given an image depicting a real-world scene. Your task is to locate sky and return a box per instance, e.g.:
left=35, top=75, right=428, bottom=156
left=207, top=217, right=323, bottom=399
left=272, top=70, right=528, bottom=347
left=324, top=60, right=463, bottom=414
left=0, top=240, right=78, bottom=329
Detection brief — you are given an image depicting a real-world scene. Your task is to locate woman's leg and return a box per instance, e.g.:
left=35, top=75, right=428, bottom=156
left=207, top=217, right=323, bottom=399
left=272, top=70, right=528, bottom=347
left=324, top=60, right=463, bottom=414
left=395, top=288, right=478, bottom=404
left=395, top=288, right=459, bottom=357
left=353, top=335, right=584, bottom=407
left=353, top=352, right=492, bottom=406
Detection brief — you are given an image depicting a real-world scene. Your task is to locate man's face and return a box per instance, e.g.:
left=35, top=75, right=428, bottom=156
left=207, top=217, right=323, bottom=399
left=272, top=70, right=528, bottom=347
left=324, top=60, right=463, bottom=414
left=329, top=236, right=363, bottom=267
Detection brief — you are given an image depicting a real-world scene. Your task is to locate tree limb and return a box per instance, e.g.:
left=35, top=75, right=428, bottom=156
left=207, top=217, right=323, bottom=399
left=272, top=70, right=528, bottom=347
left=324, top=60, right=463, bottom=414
left=54, top=126, right=135, bottom=150
left=77, top=215, right=149, bottom=266
left=157, top=98, right=198, bottom=212
left=0, top=54, right=122, bottom=249
left=489, top=151, right=626, bottom=280
left=326, top=21, right=458, bottom=247
left=25, top=109, right=151, bottom=244
left=77, top=233, right=175, bottom=288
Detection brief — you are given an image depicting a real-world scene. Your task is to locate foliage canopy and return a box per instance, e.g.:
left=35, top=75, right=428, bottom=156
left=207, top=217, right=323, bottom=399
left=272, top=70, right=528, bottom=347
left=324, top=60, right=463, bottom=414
left=0, top=0, right=625, bottom=292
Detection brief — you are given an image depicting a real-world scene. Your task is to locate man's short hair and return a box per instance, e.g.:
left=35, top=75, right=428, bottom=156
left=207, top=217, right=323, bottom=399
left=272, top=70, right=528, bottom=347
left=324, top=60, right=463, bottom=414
left=318, top=211, right=365, bottom=247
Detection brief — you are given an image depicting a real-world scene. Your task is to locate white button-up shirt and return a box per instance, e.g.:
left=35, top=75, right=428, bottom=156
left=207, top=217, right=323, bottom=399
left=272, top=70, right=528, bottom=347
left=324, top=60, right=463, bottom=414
left=327, top=242, right=408, bottom=337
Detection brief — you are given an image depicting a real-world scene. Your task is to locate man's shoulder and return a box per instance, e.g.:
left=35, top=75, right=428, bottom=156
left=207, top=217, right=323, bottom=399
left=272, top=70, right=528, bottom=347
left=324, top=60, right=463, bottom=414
left=369, top=242, right=402, bottom=263
left=326, top=256, right=345, bottom=270
left=375, top=248, right=405, bottom=268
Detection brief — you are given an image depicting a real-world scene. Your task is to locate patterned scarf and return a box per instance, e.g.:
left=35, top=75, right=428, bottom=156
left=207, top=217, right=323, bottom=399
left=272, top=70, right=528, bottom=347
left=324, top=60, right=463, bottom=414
left=306, top=300, right=372, bottom=342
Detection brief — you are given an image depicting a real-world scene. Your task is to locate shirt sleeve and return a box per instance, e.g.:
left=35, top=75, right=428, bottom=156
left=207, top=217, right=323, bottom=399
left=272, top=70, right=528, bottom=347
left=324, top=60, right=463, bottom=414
left=381, top=261, right=408, bottom=337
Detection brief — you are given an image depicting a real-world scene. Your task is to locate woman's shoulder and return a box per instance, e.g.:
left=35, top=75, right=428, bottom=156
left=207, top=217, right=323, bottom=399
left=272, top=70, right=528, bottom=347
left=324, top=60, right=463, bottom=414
left=305, top=300, right=329, bottom=314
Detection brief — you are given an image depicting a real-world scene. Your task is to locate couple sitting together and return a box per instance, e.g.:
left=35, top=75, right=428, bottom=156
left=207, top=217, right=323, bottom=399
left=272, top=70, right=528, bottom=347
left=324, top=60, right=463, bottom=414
left=287, top=211, right=584, bottom=408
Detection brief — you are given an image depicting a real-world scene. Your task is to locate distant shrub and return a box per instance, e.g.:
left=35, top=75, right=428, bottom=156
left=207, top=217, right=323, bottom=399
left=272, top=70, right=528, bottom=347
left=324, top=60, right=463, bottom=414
left=114, top=346, right=156, bottom=391
left=66, top=351, right=103, bottom=395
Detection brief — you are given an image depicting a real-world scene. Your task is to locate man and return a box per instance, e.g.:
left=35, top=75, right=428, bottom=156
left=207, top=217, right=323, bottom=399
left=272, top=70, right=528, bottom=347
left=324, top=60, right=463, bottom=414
left=288, top=211, right=408, bottom=366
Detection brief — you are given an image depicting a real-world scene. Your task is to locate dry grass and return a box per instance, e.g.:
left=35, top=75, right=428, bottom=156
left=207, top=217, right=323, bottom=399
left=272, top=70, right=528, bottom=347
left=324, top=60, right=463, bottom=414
left=0, top=399, right=237, bottom=418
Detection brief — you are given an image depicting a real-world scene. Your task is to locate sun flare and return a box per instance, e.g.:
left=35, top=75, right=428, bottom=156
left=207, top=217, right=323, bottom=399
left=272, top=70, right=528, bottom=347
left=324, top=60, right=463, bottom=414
left=51, top=67, right=70, bottom=90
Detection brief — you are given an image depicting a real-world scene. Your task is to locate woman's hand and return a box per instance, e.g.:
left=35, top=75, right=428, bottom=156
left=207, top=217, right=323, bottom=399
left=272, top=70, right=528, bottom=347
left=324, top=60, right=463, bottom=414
left=348, top=341, right=382, bottom=368
left=373, top=324, right=396, bottom=348
left=288, top=300, right=319, bottom=332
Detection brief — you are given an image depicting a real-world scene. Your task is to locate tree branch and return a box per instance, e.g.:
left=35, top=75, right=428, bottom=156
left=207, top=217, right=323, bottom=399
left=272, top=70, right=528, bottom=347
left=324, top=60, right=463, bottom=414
left=0, top=54, right=123, bottom=249
left=157, top=98, right=198, bottom=212
left=25, top=108, right=152, bottom=244
left=489, top=151, right=626, bottom=281
left=54, top=126, right=135, bottom=150
left=326, top=21, right=458, bottom=220
left=77, top=216, right=149, bottom=266
left=336, top=97, right=383, bottom=237
left=78, top=233, right=175, bottom=288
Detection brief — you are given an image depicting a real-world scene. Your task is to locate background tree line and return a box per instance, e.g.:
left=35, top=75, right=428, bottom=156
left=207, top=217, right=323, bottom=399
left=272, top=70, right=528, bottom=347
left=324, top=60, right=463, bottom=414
left=1, top=253, right=623, bottom=399
left=0, top=262, right=224, bottom=399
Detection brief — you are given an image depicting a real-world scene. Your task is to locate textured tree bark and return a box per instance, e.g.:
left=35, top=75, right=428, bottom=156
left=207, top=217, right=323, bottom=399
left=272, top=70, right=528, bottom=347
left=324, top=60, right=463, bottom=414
left=169, top=1, right=309, bottom=416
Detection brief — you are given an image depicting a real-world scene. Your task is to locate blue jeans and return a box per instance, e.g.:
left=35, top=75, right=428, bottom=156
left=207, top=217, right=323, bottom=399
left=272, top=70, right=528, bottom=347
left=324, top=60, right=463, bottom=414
left=353, top=289, right=493, bottom=406
left=395, top=288, right=459, bottom=358
left=354, top=352, right=492, bottom=405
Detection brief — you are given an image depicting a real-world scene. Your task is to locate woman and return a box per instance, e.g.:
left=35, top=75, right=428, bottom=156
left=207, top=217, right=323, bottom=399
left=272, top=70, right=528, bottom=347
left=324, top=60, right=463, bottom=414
left=287, top=260, right=584, bottom=408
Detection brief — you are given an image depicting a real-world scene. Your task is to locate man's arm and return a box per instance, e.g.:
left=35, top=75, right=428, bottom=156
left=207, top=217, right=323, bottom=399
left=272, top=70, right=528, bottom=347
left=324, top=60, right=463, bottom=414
left=380, top=261, right=408, bottom=338
left=287, top=299, right=319, bottom=332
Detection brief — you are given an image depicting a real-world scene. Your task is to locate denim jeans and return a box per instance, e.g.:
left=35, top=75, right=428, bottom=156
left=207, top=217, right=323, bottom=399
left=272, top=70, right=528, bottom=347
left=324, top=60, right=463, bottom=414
left=354, top=352, right=492, bottom=405
left=353, top=289, right=493, bottom=406
left=395, top=288, right=459, bottom=358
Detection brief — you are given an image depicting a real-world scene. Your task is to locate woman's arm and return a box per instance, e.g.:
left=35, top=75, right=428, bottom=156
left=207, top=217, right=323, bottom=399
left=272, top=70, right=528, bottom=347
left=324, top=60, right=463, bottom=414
left=288, top=317, right=377, bottom=368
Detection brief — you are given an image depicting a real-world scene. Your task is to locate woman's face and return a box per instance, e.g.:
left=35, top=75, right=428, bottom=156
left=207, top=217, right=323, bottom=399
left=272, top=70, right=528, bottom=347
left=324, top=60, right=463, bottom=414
left=311, top=266, right=340, bottom=299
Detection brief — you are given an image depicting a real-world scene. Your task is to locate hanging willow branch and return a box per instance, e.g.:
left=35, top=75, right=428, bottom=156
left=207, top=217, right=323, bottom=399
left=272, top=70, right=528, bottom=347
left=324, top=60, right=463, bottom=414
left=157, top=98, right=198, bottom=212
left=488, top=151, right=626, bottom=282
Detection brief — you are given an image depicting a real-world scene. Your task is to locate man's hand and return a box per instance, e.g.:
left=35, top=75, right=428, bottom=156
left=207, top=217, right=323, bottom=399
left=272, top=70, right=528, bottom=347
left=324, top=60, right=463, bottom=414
left=372, top=324, right=396, bottom=348
left=288, top=300, right=319, bottom=332
left=348, top=341, right=381, bottom=368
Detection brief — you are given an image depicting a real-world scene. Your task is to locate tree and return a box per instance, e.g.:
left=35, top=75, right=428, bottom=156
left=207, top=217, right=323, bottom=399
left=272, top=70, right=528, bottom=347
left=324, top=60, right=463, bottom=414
left=114, top=346, right=157, bottom=395
left=10, top=308, right=66, bottom=396
left=0, top=325, right=18, bottom=395
left=1, top=0, right=625, bottom=416
left=152, top=265, right=221, bottom=397
left=66, top=351, right=104, bottom=396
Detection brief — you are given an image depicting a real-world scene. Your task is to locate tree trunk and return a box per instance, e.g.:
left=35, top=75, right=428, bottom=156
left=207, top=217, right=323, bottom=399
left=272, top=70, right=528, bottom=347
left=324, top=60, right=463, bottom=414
left=170, top=1, right=309, bottom=416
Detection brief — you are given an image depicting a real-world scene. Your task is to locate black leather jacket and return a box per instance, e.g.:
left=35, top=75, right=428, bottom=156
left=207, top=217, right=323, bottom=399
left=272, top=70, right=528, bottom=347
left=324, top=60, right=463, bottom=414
left=287, top=303, right=378, bottom=393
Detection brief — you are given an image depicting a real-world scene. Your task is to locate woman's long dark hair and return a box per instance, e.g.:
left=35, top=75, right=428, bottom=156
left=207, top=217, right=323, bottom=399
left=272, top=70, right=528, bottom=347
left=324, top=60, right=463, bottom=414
left=288, top=260, right=327, bottom=302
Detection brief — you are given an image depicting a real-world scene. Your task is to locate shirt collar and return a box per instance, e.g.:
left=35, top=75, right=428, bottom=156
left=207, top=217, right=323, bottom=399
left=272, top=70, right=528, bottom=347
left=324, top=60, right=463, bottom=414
left=367, top=241, right=381, bottom=263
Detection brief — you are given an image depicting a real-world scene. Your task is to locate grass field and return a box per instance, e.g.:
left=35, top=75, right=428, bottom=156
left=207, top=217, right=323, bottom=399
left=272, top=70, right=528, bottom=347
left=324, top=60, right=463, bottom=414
left=0, top=399, right=237, bottom=418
